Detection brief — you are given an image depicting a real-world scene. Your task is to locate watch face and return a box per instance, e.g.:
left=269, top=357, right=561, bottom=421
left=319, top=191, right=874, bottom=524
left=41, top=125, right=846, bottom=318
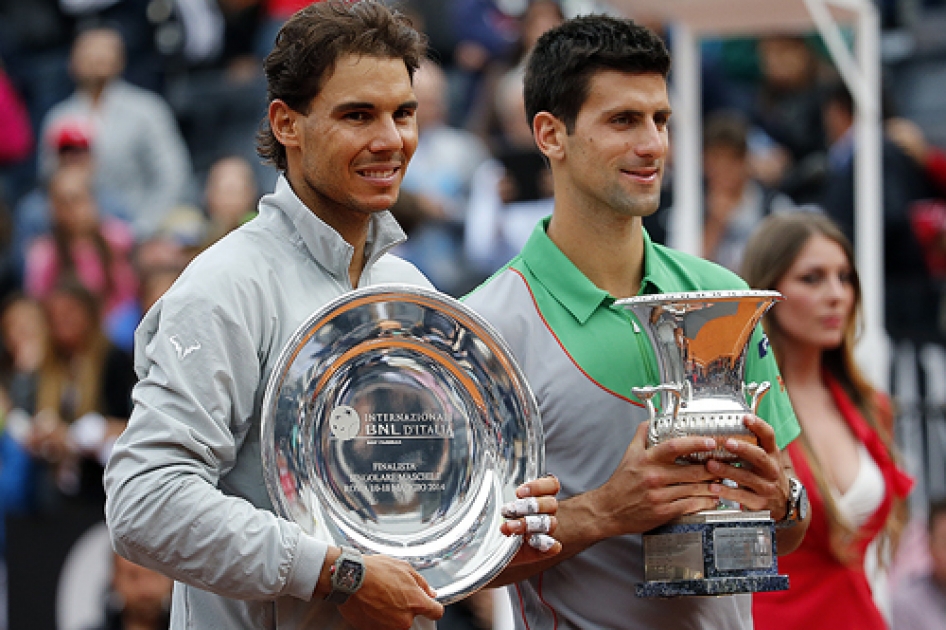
left=336, top=559, right=364, bottom=591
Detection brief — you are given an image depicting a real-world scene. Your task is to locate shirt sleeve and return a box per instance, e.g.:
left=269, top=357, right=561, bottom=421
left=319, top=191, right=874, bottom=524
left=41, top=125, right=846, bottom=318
left=745, top=324, right=800, bottom=450
left=104, top=278, right=327, bottom=602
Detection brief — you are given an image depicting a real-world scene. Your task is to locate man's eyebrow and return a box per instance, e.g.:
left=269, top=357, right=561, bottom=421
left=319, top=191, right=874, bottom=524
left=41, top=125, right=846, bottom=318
left=332, top=99, right=419, bottom=115
left=333, top=101, right=376, bottom=115
left=604, top=106, right=673, bottom=118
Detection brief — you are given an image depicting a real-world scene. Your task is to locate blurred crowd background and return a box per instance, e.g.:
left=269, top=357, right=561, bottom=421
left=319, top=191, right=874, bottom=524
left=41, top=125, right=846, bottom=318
left=1, top=0, right=946, bottom=629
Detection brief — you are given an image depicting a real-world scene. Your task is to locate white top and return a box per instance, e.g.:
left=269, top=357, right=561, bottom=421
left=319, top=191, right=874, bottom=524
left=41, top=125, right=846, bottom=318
left=835, top=443, right=891, bottom=622
left=836, top=443, right=886, bottom=529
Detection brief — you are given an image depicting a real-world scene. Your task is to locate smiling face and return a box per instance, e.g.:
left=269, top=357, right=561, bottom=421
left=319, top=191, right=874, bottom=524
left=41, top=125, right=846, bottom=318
left=772, top=234, right=856, bottom=352
left=277, top=54, right=418, bottom=230
left=555, top=71, right=670, bottom=219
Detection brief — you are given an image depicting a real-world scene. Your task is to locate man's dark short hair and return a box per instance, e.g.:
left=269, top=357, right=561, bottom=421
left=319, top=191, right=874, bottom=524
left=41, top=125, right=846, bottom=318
left=523, top=14, right=670, bottom=133
left=256, top=0, right=428, bottom=172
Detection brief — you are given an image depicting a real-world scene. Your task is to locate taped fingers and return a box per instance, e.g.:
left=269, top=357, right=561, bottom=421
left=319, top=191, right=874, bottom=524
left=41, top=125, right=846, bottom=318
left=528, top=534, right=558, bottom=552
left=523, top=514, right=552, bottom=534
left=501, top=497, right=539, bottom=519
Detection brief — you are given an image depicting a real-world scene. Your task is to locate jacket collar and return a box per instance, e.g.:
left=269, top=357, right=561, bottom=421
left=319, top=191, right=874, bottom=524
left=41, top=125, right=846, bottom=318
left=261, top=175, right=407, bottom=282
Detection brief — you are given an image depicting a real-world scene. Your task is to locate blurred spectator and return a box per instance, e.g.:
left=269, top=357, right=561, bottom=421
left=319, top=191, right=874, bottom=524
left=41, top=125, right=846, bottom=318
left=466, top=0, right=565, bottom=149
left=0, top=295, right=45, bottom=626
left=668, top=110, right=795, bottom=272
left=890, top=498, right=946, bottom=630
left=886, top=117, right=946, bottom=282
left=24, top=279, right=136, bottom=510
left=86, top=553, right=173, bottom=630
left=819, top=81, right=943, bottom=342
left=752, top=35, right=829, bottom=167
left=58, top=0, right=164, bottom=93
left=449, top=0, right=520, bottom=124
left=744, top=211, right=913, bottom=630
left=0, top=64, right=33, bottom=167
left=23, top=163, right=138, bottom=348
left=465, top=62, right=554, bottom=275
left=201, top=154, right=259, bottom=247
left=392, top=59, right=489, bottom=295
left=39, top=25, right=192, bottom=239
left=253, top=0, right=311, bottom=61
left=887, top=117, right=946, bottom=196
left=163, top=0, right=272, bottom=191
left=0, top=293, right=47, bottom=416
left=13, top=118, right=132, bottom=281
left=0, top=0, right=74, bottom=146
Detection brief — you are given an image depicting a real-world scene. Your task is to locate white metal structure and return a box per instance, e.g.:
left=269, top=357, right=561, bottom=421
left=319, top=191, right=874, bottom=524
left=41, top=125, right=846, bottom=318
left=609, top=0, right=888, bottom=388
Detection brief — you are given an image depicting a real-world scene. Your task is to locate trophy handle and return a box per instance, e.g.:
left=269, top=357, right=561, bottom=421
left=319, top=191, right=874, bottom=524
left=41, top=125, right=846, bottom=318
left=632, top=386, right=660, bottom=422
left=633, top=383, right=686, bottom=448
left=743, top=381, right=771, bottom=414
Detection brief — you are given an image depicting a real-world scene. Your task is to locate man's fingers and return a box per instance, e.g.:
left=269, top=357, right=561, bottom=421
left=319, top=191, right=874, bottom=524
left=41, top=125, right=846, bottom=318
left=502, top=514, right=558, bottom=536
left=524, top=514, right=553, bottom=534
left=744, top=414, right=778, bottom=454
left=709, top=481, right=771, bottom=512
left=649, top=435, right=720, bottom=464
left=501, top=496, right=557, bottom=519
left=410, top=571, right=444, bottom=617
left=528, top=534, right=558, bottom=552
left=712, top=438, right=780, bottom=481
left=514, top=474, right=560, bottom=500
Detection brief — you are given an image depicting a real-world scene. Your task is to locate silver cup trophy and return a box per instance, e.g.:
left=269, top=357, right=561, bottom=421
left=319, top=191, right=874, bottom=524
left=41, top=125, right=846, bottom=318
left=615, top=290, right=790, bottom=597
left=260, top=285, right=544, bottom=605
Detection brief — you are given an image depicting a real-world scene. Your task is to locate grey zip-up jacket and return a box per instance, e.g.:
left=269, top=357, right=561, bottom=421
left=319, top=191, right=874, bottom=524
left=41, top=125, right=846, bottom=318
left=104, top=176, right=433, bottom=629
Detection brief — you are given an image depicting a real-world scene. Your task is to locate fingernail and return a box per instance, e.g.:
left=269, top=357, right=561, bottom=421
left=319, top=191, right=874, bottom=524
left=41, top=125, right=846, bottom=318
left=726, top=439, right=739, bottom=451
left=704, top=438, right=717, bottom=449
left=517, top=484, right=533, bottom=498
left=507, top=520, right=524, bottom=534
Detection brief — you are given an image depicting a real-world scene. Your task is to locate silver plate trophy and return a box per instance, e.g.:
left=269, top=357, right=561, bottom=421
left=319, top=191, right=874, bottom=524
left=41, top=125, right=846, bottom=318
left=261, top=285, right=544, bottom=605
left=615, top=290, right=790, bottom=597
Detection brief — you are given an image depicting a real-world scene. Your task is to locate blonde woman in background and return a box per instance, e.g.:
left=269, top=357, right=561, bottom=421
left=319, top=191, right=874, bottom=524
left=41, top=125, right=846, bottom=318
left=743, top=211, right=913, bottom=629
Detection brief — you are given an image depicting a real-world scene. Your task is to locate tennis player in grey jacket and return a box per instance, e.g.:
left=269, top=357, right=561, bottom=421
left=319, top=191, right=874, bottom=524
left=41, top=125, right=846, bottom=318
left=104, top=3, right=559, bottom=629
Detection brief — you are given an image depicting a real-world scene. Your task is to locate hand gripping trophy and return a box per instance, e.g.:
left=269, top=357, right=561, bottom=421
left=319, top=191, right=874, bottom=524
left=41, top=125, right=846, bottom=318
left=616, top=290, right=790, bottom=597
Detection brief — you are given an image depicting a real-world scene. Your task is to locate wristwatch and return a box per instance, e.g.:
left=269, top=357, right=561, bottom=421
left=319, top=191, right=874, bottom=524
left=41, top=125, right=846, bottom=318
left=326, top=547, right=366, bottom=605
left=777, top=477, right=810, bottom=528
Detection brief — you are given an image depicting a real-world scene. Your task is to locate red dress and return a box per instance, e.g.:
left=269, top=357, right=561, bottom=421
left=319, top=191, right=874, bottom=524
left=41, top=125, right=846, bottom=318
left=753, top=375, right=913, bottom=630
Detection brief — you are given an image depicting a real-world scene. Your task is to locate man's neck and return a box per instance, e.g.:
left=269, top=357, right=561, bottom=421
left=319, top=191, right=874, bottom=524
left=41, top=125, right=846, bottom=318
left=546, top=206, right=645, bottom=299
left=284, top=172, right=372, bottom=288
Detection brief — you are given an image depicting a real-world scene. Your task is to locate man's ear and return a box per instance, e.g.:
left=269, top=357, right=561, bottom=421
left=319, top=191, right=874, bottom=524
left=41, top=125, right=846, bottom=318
left=533, top=112, right=565, bottom=162
left=269, top=100, right=300, bottom=149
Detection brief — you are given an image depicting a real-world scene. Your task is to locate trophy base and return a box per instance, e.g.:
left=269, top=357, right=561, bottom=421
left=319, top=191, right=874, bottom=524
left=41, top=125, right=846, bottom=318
left=637, top=509, right=789, bottom=598
left=636, top=575, right=790, bottom=598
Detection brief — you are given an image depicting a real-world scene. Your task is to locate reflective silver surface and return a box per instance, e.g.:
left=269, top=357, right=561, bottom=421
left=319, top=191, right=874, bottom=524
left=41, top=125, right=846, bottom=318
left=621, top=292, right=789, bottom=596
left=616, top=290, right=782, bottom=462
left=261, top=285, right=544, bottom=604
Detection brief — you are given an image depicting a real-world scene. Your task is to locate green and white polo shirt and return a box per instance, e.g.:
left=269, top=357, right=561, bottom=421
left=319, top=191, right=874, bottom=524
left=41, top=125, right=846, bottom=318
left=464, top=217, right=800, bottom=630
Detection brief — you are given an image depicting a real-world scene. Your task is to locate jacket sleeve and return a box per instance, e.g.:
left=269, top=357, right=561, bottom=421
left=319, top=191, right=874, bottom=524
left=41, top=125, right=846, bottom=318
left=103, top=278, right=328, bottom=602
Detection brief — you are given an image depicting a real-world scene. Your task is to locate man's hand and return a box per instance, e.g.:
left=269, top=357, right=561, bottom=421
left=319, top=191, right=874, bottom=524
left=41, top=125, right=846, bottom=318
left=338, top=554, right=444, bottom=630
left=501, top=475, right=562, bottom=565
left=588, top=421, right=721, bottom=539
left=704, top=414, right=808, bottom=554
left=704, top=415, right=787, bottom=517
